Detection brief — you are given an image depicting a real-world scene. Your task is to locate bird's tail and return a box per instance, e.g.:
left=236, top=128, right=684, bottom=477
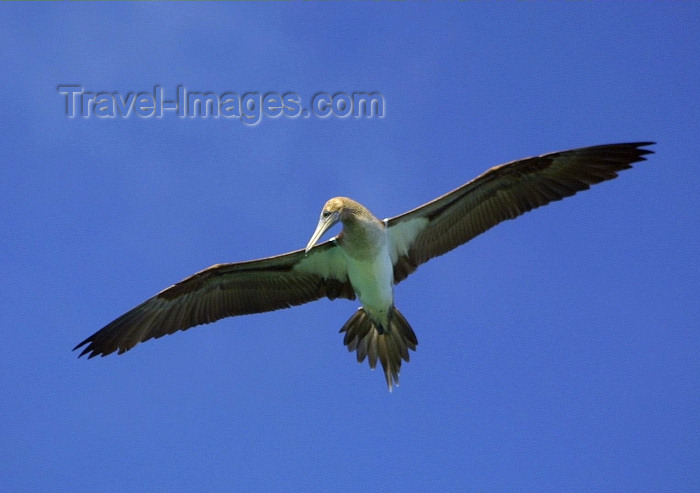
left=340, top=307, right=418, bottom=391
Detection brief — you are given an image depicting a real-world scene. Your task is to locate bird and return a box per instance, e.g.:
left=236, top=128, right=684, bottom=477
left=74, top=142, right=654, bottom=390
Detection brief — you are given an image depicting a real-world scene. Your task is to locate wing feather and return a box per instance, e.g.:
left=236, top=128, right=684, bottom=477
left=388, top=142, right=654, bottom=282
left=74, top=241, right=353, bottom=358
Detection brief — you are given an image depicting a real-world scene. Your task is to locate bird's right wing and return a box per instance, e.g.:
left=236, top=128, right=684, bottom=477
left=74, top=240, right=353, bottom=358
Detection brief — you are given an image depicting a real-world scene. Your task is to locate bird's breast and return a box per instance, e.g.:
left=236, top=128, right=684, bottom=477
left=343, top=238, right=395, bottom=324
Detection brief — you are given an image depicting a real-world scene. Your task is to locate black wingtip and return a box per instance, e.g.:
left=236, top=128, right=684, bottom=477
left=633, top=141, right=655, bottom=155
left=73, top=338, right=97, bottom=358
left=633, top=142, right=656, bottom=163
left=643, top=144, right=655, bottom=154
left=602, top=141, right=655, bottom=164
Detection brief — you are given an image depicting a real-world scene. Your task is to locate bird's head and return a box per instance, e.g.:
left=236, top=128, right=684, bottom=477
left=305, top=197, right=348, bottom=253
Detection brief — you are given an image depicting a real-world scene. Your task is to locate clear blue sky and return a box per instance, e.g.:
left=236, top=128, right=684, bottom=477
left=2, top=3, right=699, bottom=492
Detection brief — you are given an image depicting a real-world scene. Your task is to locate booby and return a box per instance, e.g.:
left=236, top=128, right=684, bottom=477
left=75, top=142, right=654, bottom=390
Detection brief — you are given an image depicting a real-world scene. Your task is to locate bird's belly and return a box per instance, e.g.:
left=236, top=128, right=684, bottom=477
left=345, top=246, right=394, bottom=323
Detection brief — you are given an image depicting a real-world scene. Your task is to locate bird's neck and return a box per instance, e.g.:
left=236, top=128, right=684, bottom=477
left=338, top=211, right=386, bottom=261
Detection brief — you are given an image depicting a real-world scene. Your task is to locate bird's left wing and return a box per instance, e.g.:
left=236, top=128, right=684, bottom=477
left=386, top=142, right=654, bottom=283
left=74, top=240, right=353, bottom=358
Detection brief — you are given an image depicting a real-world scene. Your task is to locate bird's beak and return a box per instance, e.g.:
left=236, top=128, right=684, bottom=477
left=305, top=212, right=339, bottom=254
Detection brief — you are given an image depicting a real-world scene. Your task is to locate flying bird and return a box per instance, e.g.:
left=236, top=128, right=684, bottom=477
left=75, top=142, right=654, bottom=390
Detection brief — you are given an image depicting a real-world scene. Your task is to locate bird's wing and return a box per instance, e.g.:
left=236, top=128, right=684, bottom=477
left=74, top=240, right=353, bottom=358
left=387, top=142, right=654, bottom=283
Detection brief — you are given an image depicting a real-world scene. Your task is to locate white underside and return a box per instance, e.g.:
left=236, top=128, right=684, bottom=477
left=294, top=215, right=429, bottom=326
left=344, top=240, right=395, bottom=323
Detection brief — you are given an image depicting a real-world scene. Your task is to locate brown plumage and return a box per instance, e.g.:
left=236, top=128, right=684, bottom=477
left=75, top=142, right=654, bottom=390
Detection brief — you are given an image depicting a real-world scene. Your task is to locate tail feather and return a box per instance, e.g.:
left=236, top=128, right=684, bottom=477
left=340, top=307, right=418, bottom=391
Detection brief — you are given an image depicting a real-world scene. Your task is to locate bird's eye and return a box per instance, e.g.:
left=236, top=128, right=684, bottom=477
left=322, top=211, right=331, bottom=218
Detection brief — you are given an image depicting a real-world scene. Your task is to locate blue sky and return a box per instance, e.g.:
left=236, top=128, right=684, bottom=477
left=2, top=3, right=699, bottom=492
